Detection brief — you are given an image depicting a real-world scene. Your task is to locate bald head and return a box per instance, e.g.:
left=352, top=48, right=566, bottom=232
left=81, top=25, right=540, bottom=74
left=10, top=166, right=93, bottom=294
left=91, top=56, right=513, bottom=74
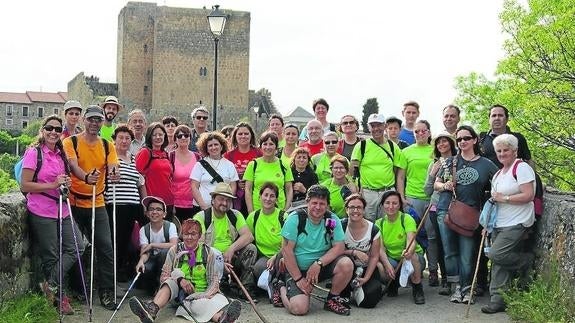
left=307, top=119, right=323, bottom=144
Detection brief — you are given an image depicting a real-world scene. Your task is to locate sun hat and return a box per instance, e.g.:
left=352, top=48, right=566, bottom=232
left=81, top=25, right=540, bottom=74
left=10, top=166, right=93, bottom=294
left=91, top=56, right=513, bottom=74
left=432, top=131, right=456, bottom=147
left=209, top=182, right=237, bottom=199
left=101, top=96, right=123, bottom=110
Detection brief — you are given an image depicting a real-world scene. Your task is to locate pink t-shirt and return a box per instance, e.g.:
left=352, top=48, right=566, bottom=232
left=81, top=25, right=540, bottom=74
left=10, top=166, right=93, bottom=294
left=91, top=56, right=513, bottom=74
left=23, top=145, right=70, bottom=219
left=172, top=152, right=197, bottom=208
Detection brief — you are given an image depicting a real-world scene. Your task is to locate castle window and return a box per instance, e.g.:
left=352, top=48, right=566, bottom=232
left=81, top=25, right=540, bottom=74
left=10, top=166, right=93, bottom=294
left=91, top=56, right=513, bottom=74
left=6, top=105, right=13, bottom=117
left=144, top=86, right=149, bottom=95
left=200, top=67, right=208, bottom=76
left=5, top=119, right=13, bottom=126
left=144, top=44, right=148, bottom=53
left=22, top=120, right=28, bottom=129
left=22, top=106, right=29, bottom=117
left=53, top=108, right=59, bottom=115
left=38, top=106, right=44, bottom=118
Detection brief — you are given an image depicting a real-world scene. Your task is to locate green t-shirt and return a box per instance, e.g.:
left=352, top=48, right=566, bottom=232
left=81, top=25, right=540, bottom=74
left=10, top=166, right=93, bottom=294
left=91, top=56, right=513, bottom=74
left=246, top=208, right=284, bottom=257
left=375, top=212, right=423, bottom=260
left=351, top=139, right=406, bottom=189
left=180, top=245, right=208, bottom=292
left=402, top=144, right=433, bottom=199
left=278, top=138, right=286, bottom=149
left=312, top=153, right=346, bottom=183
left=100, top=124, right=116, bottom=142
left=243, top=157, right=294, bottom=210
left=321, top=178, right=349, bottom=219
left=193, top=211, right=247, bottom=253
left=281, top=211, right=345, bottom=270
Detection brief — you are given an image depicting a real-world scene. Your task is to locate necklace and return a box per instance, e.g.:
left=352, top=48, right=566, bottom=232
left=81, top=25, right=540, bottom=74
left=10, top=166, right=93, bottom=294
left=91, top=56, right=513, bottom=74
left=207, top=156, right=222, bottom=170
left=460, top=154, right=478, bottom=168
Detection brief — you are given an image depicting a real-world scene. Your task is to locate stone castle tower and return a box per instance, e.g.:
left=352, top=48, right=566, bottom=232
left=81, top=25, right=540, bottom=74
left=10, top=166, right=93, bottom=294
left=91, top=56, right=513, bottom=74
left=117, top=2, right=250, bottom=125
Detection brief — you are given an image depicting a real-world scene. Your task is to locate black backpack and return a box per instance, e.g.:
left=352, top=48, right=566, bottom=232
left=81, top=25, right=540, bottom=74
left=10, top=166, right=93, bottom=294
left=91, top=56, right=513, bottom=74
left=294, top=208, right=334, bottom=245
left=341, top=218, right=379, bottom=243
left=203, top=208, right=238, bottom=230
left=252, top=209, right=285, bottom=243
left=143, top=220, right=171, bottom=243
left=69, top=135, right=110, bottom=199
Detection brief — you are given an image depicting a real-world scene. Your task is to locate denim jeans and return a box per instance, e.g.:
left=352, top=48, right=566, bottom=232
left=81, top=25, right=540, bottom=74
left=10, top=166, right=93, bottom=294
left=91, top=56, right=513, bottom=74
left=436, top=210, right=476, bottom=287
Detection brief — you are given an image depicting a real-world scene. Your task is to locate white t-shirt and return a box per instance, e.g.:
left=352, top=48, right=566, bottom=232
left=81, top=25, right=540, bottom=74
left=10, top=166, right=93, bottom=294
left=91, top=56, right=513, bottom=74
left=190, top=157, right=239, bottom=206
left=139, top=221, right=178, bottom=246
left=492, top=161, right=536, bottom=228
left=344, top=220, right=380, bottom=266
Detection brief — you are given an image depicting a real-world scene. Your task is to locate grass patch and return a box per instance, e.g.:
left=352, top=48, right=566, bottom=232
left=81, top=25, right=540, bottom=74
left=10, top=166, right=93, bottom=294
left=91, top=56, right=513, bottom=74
left=0, top=292, right=58, bottom=323
left=503, top=263, right=575, bottom=323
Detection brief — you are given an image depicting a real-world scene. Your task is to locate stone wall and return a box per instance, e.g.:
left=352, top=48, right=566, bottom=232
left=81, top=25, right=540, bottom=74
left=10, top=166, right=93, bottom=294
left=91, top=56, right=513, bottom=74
left=1, top=189, right=574, bottom=302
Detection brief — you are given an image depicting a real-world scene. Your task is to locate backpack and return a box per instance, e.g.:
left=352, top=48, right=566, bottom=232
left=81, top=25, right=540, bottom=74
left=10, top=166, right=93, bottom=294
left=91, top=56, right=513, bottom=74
left=402, top=209, right=428, bottom=250
left=355, top=139, right=396, bottom=189
left=69, top=135, right=110, bottom=199
left=143, top=220, right=171, bottom=243
left=498, top=159, right=544, bottom=218
left=203, top=207, right=238, bottom=230
left=341, top=218, right=379, bottom=243
left=142, top=147, right=169, bottom=172
left=15, top=145, right=69, bottom=201
left=294, top=208, right=334, bottom=245
left=252, top=158, right=287, bottom=178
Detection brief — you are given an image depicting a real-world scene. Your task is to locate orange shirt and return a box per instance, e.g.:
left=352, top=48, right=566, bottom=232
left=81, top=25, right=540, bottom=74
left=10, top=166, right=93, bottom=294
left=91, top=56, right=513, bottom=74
left=63, top=135, right=118, bottom=208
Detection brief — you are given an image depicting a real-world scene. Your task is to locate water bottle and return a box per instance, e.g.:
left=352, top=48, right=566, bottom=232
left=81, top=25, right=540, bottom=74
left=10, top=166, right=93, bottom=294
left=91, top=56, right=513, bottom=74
left=351, top=266, right=364, bottom=289
left=483, top=238, right=491, bottom=256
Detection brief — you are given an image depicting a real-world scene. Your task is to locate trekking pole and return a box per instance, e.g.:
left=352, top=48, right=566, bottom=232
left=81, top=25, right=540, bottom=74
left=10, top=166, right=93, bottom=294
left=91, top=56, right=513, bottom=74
left=106, top=271, right=141, bottom=323
left=227, top=265, right=270, bottom=323
left=466, top=231, right=486, bottom=318
left=112, top=167, right=117, bottom=305
left=58, top=187, right=64, bottom=323
left=386, top=203, right=432, bottom=290
left=66, top=195, right=90, bottom=319
left=89, top=170, right=96, bottom=322
left=176, top=290, right=200, bottom=323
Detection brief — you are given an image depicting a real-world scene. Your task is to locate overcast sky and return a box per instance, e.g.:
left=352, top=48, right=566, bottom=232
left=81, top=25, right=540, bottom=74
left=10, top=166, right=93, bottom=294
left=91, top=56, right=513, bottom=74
left=0, top=0, right=506, bottom=130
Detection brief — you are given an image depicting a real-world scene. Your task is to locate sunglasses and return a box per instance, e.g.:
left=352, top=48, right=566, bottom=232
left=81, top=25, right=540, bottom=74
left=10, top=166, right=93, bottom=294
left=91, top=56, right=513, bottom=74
left=324, top=140, right=338, bottom=145
left=341, top=121, right=356, bottom=126
left=195, top=116, right=208, bottom=120
left=456, top=136, right=474, bottom=143
left=43, top=125, right=63, bottom=133
left=176, top=133, right=190, bottom=139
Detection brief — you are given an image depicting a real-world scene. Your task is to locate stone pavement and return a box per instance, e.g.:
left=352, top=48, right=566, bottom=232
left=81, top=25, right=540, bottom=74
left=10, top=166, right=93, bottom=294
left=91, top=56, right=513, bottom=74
left=65, top=282, right=509, bottom=323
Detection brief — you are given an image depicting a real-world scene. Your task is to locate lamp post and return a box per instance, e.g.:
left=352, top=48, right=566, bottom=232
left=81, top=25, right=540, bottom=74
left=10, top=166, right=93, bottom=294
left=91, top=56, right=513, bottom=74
left=207, top=5, right=227, bottom=131
left=252, top=106, right=260, bottom=133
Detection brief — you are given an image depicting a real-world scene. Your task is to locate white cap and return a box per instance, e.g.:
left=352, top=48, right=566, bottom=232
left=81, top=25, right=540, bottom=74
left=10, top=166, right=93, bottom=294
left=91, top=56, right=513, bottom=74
left=367, top=113, right=386, bottom=124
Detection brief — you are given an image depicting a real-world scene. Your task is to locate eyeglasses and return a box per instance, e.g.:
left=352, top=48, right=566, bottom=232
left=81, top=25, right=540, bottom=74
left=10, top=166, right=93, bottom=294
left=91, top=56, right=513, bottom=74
left=346, top=206, right=363, bottom=210
left=456, top=136, right=474, bottom=143
left=414, top=129, right=428, bottom=134
left=182, top=232, right=201, bottom=239
left=87, top=117, right=104, bottom=123
left=176, top=133, right=190, bottom=139
left=43, top=125, right=63, bottom=133
left=147, top=207, right=164, bottom=212
left=324, top=140, right=338, bottom=145
left=195, top=116, right=208, bottom=120
left=341, top=121, right=355, bottom=126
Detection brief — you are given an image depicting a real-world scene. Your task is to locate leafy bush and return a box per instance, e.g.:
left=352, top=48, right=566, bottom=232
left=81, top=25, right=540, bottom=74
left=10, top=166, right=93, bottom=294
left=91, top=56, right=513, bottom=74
left=0, top=292, right=58, bottom=323
left=503, top=263, right=575, bottom=322
left=0, top=169, right=18, bottom=194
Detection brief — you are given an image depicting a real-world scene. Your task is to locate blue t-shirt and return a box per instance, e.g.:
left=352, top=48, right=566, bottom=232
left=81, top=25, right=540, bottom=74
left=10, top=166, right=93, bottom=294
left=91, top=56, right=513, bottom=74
left=399, top=128, right=415, bottom=145
left=281, top=211, right=345, bottom=270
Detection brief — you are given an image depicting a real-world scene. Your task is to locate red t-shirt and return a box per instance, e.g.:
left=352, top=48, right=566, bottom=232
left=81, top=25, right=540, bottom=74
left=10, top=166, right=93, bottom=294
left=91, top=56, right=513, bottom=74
left=135, top=148, right=174, bottom=205
left=299, top=141, right=324, bottom=156
left=224, top=148, right=262, bottom=177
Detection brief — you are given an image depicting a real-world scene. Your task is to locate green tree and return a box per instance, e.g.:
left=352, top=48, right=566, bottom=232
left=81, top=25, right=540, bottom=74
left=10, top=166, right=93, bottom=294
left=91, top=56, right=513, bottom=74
left=454, top=0, right=575, bottom=190
left=361, top=98, right=379, bottom=133
left=21, top=120, right=42, bottom=137
left=0, top=169, right=17, bottom=194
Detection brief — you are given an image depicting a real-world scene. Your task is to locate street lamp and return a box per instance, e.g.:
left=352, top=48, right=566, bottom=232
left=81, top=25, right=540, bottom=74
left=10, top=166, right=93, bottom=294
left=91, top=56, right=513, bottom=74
left=207, top=4, right=227, bottom=131
left=252, top=106, right=260, bottom=132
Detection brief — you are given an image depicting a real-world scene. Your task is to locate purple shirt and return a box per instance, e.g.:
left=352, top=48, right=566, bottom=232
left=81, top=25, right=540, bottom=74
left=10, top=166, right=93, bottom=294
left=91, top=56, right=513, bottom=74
left=23, top=144, right=69, bottom=219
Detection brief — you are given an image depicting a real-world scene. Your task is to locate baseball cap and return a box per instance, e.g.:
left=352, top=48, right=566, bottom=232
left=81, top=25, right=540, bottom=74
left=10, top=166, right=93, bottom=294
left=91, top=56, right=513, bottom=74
left=83, top=105, right=105, bottom=119
left=142, top=196, right=167, bottom=211
left=101, top=96, right=123, bottom=110
left=367, top=113, right=386, bottom=124
left=385, top=116, right=403, bottom=127
left=63, top=100, right=82, bottom=113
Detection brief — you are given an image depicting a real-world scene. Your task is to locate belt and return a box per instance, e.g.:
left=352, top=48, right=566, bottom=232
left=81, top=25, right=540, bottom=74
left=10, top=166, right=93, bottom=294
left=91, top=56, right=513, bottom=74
left=363, top=186, right=394, bottom=192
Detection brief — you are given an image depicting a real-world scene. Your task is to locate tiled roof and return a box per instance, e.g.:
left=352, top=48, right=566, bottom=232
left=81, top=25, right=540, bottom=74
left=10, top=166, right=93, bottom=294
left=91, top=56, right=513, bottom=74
left=0, top=91, right=68, bottom=104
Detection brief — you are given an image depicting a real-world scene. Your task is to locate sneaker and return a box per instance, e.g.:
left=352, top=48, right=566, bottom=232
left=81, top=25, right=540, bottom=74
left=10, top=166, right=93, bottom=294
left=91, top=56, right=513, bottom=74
left=324, top=295, right=351, bottom=316
left=219, top=299, right=242, bottom=323
left=439, top=282, right=452, bottom=296
left=58, top=295, right=75, bottom=315
left=270, top=280, right=285, bottom=307
left=450, top=286, right=463, bottom=303
left=412, top=283, right=425, bottom=305
left=99, top=288, right=117, bottom=310
left=129, top=297, right=159, bottom=323
left=481, top=302, right=506, bottom=314
left=462, top=290, right=475, bottom=305
left=428, top=271, right=439, bottom=287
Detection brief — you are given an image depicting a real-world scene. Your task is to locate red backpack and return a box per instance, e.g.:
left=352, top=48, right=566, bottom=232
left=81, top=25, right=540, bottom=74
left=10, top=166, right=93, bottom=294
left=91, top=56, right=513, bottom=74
left=510, top=160, right=544, bottom=217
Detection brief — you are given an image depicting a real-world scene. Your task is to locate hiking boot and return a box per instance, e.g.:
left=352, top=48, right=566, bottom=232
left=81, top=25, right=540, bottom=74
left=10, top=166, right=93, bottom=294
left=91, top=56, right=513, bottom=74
left=428, top=270, right=439, bottom=287
left=438, top=282, right=452, bottom=296
left=386, top=279, right=399, bottom=297
left=412, top=283, right=425, bottom=305
left=450, top=285, right=463, bottom=303
left=219, top=299, right=242, bottom=323
left=129, top=297, right=159, bottom=323
left=99, top=288, right=117, bottom=310
left=481, top=302, right=506, bottom=314
left=324, top=295, right=351, bottom=316
left=58, top=295, right=74, bottom=315
left=40, top=281, right=56, bottom=305
left=270, top=280, right=285, bottom=307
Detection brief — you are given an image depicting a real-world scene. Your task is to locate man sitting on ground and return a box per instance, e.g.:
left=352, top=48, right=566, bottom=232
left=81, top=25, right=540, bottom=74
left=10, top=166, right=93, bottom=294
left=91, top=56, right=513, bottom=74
left=273, top=184, right=354, bottom=316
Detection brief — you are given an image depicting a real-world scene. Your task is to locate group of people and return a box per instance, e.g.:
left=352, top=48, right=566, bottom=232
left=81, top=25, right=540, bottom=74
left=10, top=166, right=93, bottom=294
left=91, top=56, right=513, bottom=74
left=21, top=96, right=538, bottom=322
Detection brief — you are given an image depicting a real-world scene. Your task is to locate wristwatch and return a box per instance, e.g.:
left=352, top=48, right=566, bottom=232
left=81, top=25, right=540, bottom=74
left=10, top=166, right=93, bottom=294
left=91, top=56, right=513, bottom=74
left=315, top=259, right=323, bottom=268
left=505, top=195, right=510, bottom=202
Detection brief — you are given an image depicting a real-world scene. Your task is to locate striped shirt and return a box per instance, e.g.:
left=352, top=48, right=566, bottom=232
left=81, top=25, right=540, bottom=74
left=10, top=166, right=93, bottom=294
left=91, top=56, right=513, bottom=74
left=105, top=156, right=144, bottom=205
